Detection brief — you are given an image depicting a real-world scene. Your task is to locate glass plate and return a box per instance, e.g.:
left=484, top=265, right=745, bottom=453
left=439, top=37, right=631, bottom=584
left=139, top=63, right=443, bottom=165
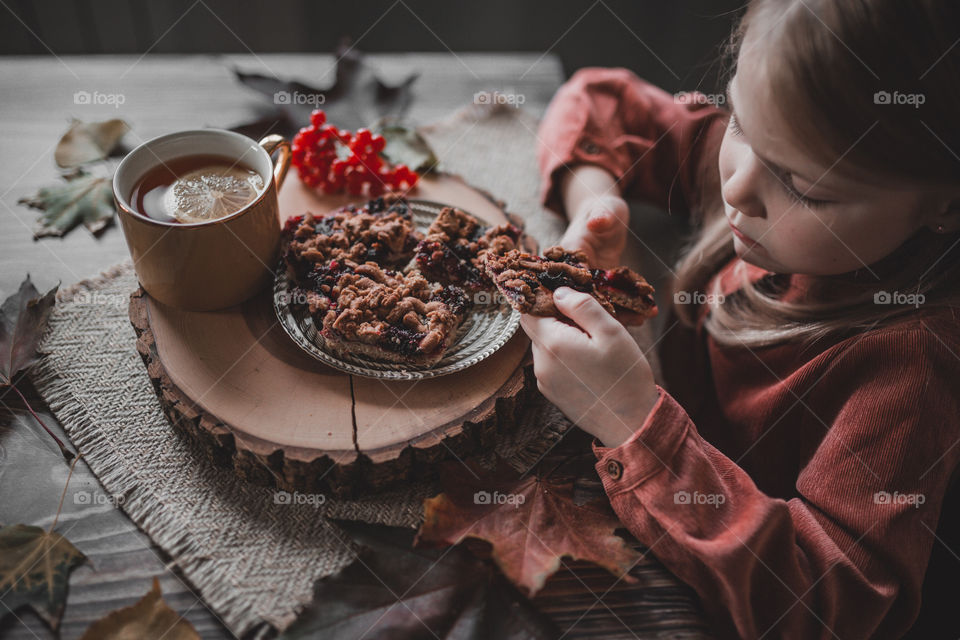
left=273, top=199, right=521, bottom=380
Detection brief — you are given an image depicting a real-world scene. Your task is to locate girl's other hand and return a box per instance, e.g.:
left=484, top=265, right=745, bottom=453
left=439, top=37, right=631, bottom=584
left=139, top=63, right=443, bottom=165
left=559, top=193, right=630, bottom=269
left=520, top=286, right=660, bottom=448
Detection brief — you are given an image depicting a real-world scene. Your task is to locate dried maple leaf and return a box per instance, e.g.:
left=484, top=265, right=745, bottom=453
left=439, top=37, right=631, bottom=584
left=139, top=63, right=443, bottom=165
left=0, top=524, right=86, bottom=631
left=79, top=577, right=200, bottom=640
left=0, top=275, right=72, bottom=460
left=416, top=459, right=641, bottom=597
left=231, top=39, right=418, bottom=138
left=0, top=275, right=57, bottom=386
left=281, top=521, right=555, bottom=640
left=18, top=170, right=115, bottom=238
left=54, top=118, right=129, bottom=168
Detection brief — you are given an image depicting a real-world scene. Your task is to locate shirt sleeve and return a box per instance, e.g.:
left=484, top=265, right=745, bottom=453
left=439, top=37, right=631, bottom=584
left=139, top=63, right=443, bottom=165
left=536, top=67, right=729, bottom=223
left=591, top=328, right=960, bottom=639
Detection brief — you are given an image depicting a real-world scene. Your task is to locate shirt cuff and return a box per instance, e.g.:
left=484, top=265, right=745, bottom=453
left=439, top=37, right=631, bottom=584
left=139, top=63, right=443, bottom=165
left=536, top=84, right=642, bottom=218
left=592, top=385, right=691, bottom=496
left=538, top=136, right=641, bottom=219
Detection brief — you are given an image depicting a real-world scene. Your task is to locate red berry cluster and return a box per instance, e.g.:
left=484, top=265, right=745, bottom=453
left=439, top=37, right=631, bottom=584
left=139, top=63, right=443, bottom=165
left=291, top=110, right=419, bottom=196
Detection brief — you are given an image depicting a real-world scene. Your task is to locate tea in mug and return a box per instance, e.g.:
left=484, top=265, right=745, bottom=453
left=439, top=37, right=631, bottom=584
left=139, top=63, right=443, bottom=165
left=130, top=154, right=265, bottom=223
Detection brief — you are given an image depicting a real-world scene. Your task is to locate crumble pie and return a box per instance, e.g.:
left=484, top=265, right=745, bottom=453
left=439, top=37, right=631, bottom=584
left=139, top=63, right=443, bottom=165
left=282, top=195, right=472, bottom=366
left=482, top=246, right=658, bottom=325
left=411, top=206, right=523, bottom=293
left=302, top=260, right=470, bottom=366
left=282, top=193, right=423, bottom=280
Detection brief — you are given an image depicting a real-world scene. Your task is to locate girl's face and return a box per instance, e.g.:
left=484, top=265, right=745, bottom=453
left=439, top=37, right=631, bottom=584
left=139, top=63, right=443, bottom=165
left=718, top=45, right=938, bottom=276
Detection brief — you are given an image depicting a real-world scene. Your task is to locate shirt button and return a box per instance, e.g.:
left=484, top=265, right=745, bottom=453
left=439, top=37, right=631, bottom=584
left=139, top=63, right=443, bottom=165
left=579, top=140, right=600, bottom=154
left=606, top=459, right=624, bottom=480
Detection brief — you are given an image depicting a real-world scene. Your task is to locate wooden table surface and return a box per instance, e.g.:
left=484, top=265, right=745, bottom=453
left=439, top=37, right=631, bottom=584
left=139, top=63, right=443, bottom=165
left=0, top=53, right=712, bottom=639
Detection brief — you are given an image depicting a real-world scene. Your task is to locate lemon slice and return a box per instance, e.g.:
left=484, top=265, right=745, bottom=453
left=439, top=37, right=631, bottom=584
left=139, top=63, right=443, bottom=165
left=163, top=165, right=265, bottom=223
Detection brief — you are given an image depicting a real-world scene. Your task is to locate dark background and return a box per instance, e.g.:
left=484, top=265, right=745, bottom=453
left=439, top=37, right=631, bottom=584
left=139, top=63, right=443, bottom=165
left=0, top=0, right=744, bottom=90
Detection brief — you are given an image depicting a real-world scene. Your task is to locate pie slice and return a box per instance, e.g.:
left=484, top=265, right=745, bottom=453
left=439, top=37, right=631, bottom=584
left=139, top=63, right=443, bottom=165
left=482, top=246, right=658, bottom=325
left=297, top=260, right=471, bottom=366
left=411, top=206, right=523, bottom=293
left=282, top=193, right=423, bottom=280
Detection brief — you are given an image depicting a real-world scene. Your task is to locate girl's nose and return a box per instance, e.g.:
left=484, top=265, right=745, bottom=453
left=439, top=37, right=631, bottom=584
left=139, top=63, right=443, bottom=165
left=722, top=155, right=766, bottom=219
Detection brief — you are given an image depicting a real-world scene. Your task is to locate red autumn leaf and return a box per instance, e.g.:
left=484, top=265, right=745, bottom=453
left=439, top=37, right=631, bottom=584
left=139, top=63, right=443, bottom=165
left=415, top=459, right=641, bottom=596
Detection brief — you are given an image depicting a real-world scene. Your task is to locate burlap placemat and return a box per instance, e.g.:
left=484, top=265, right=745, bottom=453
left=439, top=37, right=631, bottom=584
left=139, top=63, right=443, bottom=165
left=30, top=103, right=591, bottom=637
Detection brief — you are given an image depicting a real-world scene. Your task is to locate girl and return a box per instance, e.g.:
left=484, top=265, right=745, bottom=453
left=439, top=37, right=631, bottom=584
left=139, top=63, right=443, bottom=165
left=524, top=1, right=960, bottom=637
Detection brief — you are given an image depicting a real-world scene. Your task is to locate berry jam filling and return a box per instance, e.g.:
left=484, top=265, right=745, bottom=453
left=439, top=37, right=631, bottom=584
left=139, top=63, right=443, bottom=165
left=519, top=275, right=541, bottom=290
left=496, top=285, right=527, bottom=306
left=306, top=259, right=350, bottom=292
left=555, top=252, right=587, bottom=267
left=537, top=271, right=592, bottom=293
left=366, top=196, right=410, bottom=218
left=451, top=248, right=494, bottom=278
left=465, top=225, right=486, bottom=243
left=380, top=324, right=427, bottom=356
left=436, top=285, right=471, bottom=315
left=312, top=215, right=338, bottom=236
left=592, top=269, right=656, bottom=308
left=365, top=242, right=386, bottom=261
left=451, top=242, right=477, bottom=263
left=592, top=269, right=640, bottom=295
left=285, top=246, right=327, bottom=282
left=416, top=241, right=484, bottom=286
left=283, top=214, right=304, bottom=234
left=463, top=274, right=487, bottom=291
left=417, top=241, right=459, bottom=271
left=458, top=224, right=522, bottom=258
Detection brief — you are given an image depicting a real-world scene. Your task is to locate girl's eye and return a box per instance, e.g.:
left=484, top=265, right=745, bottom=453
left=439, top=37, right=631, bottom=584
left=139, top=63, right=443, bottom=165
left=729, top=113, right=744, bottom=136
left=728, top=111, right=833, bottom=209
left=780, top=174, right=832, bottom=209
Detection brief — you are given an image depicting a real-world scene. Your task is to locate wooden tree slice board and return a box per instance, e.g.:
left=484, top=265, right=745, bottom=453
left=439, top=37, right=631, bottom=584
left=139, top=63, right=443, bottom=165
left=130, top=172, right=539, bottom=496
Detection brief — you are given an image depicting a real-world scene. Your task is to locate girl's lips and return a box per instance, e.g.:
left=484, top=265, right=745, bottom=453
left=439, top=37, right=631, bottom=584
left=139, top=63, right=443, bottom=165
left=729, top=222, right=761, bottom=248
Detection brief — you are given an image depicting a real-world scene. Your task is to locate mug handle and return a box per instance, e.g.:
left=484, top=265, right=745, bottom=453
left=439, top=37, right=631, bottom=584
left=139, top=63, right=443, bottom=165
left=258, top=135, right=292, bottom=190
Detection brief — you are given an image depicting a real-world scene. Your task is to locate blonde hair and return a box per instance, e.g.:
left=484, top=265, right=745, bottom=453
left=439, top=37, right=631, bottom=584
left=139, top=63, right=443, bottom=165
left=672, top=0, right=960, bottom=348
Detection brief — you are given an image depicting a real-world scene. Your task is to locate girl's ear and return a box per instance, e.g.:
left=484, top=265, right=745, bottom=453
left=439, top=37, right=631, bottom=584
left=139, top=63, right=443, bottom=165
left=928, top=195, right=960, bottom=234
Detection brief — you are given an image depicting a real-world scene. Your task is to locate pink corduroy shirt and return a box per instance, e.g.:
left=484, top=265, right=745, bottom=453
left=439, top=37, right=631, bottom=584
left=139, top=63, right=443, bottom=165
left=536, top=67, right=960, bottom=639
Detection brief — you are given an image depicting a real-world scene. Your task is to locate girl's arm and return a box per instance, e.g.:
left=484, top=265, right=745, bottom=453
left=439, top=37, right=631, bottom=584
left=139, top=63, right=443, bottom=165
left=591, top=327, right=960, bottom=638
left=537, top=67, right=728, bottom=224
left=555, top=164, right=632, bottom=269
left=558, top=164, right=622, bottom=222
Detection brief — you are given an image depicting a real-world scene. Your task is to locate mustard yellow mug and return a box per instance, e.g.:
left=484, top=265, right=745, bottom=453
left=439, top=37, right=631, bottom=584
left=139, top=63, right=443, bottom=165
left=113, top=129, right=291, bottom=311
